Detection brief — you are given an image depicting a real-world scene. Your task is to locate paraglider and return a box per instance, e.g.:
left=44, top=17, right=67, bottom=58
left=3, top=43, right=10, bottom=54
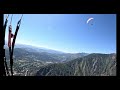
left=87, top=17, right=94, bottom=25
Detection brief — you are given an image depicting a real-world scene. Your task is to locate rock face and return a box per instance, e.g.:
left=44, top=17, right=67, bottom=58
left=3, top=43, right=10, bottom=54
left=36, top=53, right=116, bottom=76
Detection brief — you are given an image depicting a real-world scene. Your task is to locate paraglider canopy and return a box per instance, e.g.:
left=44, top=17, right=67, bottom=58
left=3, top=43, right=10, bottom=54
left=86, top=17, right=94, bottom=25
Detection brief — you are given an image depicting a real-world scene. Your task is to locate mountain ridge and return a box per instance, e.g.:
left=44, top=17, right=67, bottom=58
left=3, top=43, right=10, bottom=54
left=36, top=53, right=116, bottom=76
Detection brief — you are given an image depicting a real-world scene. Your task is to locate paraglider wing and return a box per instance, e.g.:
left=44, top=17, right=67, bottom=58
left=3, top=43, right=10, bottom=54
left=87, top=18, right=94, bottom=24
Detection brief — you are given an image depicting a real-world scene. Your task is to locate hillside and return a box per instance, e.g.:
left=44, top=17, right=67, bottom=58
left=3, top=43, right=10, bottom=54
left=5, top=44, right=88, bottom=63
left=4, top=45, right=89, bottom=76
left=36, top=53, right=116, bottom=76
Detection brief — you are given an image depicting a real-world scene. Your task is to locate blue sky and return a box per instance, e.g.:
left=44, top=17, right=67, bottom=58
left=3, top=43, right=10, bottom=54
left=4, top=14, right=116, bottom=53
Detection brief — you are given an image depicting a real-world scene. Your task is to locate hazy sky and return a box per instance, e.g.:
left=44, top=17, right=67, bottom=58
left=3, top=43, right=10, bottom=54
left=4, top=14, right=116, bottom=53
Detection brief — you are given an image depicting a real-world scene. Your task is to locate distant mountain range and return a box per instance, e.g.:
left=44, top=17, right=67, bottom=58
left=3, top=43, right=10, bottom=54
left=14, top=44, right=66, bottom=54
left=4, top=42, right=66, bottom=54
left=5, top=43, right=89, bottom=63
left=4, top=43, right=116, bottom=76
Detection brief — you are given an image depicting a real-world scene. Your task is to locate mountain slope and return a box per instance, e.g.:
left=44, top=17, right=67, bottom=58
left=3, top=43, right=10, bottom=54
left=5, top=48, right=60, bottom=62
left=5, top=44, right=89, bottom=63
left=36, top=53, right=116, bottom=76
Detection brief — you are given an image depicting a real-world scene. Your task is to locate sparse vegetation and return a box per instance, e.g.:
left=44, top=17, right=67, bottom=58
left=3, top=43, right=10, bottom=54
left=36, top=54, right=116, bottom=76
left=5, top=46, right=116, bottom=76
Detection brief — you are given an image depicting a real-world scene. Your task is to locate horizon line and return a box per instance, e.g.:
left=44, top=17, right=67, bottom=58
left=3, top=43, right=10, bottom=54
left=5, top=40, right=116, bottom=54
